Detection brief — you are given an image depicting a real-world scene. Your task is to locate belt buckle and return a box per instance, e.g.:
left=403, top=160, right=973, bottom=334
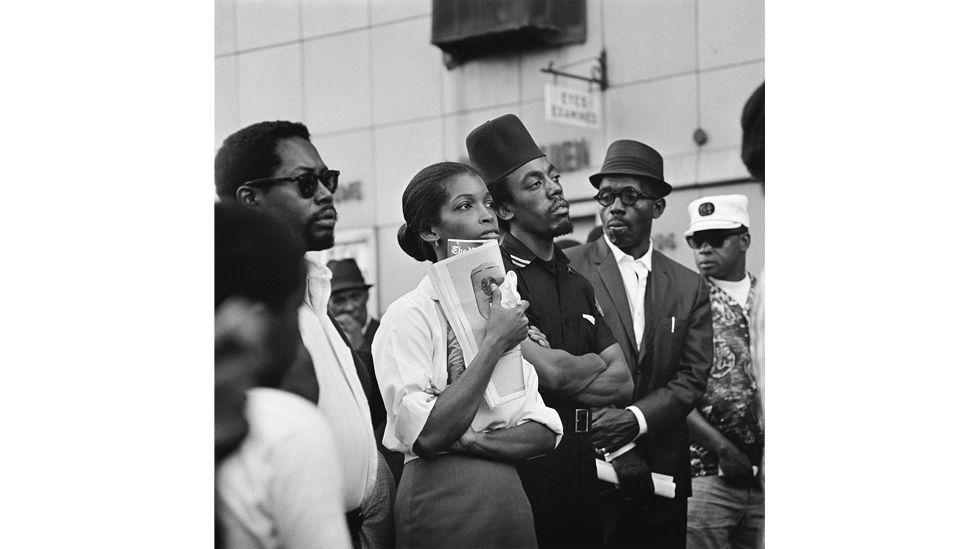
left=574, top=409, right=591, bottom=433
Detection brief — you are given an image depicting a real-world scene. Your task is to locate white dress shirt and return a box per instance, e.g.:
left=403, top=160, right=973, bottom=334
left=373, top=275, right=563, bottom=464
left=603, top=236, right=653, bottom=450
left=217, top=388, right=352, bottom=549
left=603, top=234, right=653, bottom=348
left=301, top=253, right=378, bottom=511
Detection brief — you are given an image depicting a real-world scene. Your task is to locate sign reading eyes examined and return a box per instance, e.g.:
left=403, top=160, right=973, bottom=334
left=544, top=83, right=600, bottom=129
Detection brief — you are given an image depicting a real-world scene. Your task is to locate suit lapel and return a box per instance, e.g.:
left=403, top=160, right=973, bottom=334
left=593, top=239, right=638, bottom=362
left=639, top=252, right=671, bottom=364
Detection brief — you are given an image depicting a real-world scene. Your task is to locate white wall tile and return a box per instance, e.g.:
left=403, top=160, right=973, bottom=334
left=215, top=56, right=240, bottom=148
left=236, top=0, right=302, bottom=50
left=698, top=0, right=765, bottom=70
left=697, top=147, right=751, bottom=183
left=215, top=0, right=237, bottom=55
left=304, top=31, right=372, bottom=132
left=603, top=0, right=696, bottom=86
left=604, top=74, right=698, bottom=158
left=371, top=17, right=444, bottom=125
left=369, top=0, right=430, bottom=26
left=311, top=130, right=375, bottom=228
left=663, top=152, right=697, bottom=188
left=374, top=118, right=445, bottom=225
left=375, top=222, right=429, bottom=312
left=302, top=0, right=369, bottom=38
left=443, top=54, right=520, bottom=115
left=698, top=62, right=764, bottom=152
left=238, top=44, right=304, bottom=126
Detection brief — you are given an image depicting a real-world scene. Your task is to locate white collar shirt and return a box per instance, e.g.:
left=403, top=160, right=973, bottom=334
left=603, top=234, right=653, bottom=348
left=301, top=253, right=377, bottom=511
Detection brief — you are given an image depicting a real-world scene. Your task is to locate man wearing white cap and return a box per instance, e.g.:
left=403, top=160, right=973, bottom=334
left=684, top=194, right=764, bottom=549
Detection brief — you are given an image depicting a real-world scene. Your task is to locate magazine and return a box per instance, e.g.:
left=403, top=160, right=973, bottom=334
left=430, top=240, right=526, bottom=409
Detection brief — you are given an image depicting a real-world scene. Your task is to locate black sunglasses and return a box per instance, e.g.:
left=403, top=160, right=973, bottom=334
left=243, top=169, right=340, bottom=198
left=686, top=227, right=748, bottom=249
left=594, top=186, right=657, bottom=207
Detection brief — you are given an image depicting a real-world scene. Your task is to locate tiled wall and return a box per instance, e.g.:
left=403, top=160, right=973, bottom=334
left=215, top=0, right=765, bottom=312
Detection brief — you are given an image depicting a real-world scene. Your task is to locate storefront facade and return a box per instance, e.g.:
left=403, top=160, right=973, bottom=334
left=215, top=0, right=765, bottom=316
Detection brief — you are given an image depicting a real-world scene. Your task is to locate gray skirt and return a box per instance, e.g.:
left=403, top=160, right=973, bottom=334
left=395, top=454, right=537, bottom=549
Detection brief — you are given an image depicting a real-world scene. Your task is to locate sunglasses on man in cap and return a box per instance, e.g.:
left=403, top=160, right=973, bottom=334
left=242, top=168, right=340, bottom=199
left=686, top=226, right=748, bottom=250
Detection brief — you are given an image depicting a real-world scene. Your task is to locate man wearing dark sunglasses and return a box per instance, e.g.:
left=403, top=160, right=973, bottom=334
left=565, top=139, right=713, bottom=549
left=215, top=121, right=394, bottom=549
left=683, top=194, right=763, bottom=549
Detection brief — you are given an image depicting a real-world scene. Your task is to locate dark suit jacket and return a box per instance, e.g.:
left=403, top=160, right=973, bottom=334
left=566, top=239, right=713, bottom=498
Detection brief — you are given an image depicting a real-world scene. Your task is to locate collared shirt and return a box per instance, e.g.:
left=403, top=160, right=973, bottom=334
left=689, top=274, right=764, bottom=477
left=301, top=253, right=378, bottom=511
left=603, top=234, right=653, bottom=349
left=217, top=388, right=352, bottom=549
left=373, top=275, right=563, bottom=464
left=500, top=234, right=617, bottom=409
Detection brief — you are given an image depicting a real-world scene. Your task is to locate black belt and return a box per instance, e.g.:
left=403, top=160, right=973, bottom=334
left=345, top=507, right=363, bottom=539
left=556, top=407, right=592, bottom=433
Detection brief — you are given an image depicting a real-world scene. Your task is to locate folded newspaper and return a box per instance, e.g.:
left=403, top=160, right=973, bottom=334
left=429, top=240, right=526, bottom=411
left=595, top=459, right=677, bottom=499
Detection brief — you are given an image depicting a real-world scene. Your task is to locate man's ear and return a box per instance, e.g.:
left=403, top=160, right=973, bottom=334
left=651, top=198, right=666, bottom=220
left=496, top=201, right=515, bottom=222
left=740, top=232, right=751, bottom=251
left=236, top=185, right=261, bottom=208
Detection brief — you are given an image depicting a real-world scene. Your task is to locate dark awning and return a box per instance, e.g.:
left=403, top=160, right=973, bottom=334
left=432, top=0, right=586, bottom=66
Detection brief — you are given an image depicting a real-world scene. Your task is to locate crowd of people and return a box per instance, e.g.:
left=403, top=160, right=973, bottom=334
left=214, top=83, right=765, bottom=549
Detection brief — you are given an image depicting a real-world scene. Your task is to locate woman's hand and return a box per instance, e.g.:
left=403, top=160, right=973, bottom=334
left=484, top=283, right=529, bottom=352
left=527, top=325, right=550, bottom=348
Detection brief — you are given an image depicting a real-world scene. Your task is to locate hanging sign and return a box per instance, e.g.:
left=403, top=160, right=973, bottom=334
left=544, top=83, right=600, bottom=129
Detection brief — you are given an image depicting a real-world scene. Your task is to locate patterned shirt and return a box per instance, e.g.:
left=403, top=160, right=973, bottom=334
left=689, top=274, right=764, bottom=478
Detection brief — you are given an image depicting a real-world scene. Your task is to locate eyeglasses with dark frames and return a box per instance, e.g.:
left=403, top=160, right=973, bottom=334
left=686, top=226, right=748, bottom=249
left=242, top=169, right=340, bottom=199
left=593, top=186, right=657, bottom=207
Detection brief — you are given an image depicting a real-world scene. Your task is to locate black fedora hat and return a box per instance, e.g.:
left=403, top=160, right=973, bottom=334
left=327, top=258, right=372, bottom=293
left=589, top=139, right=672, bottom=197
left=465, top=114, right=545, bottom=184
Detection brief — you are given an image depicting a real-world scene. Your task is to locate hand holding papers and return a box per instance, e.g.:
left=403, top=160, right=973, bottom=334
left=430, top=241, right=528, bottom=419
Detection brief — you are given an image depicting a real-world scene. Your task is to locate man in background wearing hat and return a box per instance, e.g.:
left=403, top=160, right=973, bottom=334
left=566, top=139, right=713, bottom=549
left=684, top=195, right=763, bottom=549
left=327, top=258, right=405, bottom=485
left=327, top=258, right=384, bottom=426
left=467, top=114, right=634, bottom=549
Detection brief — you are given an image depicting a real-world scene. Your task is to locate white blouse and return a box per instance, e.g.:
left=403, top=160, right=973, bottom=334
left=373, top=276, right=563, bottom=463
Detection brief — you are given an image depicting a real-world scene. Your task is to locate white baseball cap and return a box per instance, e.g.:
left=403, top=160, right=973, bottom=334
left=685, top=194, right=750, bottom=237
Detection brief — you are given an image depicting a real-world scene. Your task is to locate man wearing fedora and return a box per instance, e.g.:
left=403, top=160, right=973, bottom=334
left=327, top=257, right=384, bottom=430
left=327, top=258, right=405, bottom=485
left=683, top=194, right=763, bottom=549
left=467, top=114, right=634, bottom=549
left=566, top=139, right=713, bottom=548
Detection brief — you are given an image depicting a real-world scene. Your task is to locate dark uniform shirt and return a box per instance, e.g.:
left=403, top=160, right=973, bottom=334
left=501, top=233, right=619, bottom=549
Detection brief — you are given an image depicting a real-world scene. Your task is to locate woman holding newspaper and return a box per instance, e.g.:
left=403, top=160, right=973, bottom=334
left=373, top=162, right=563, bottom=549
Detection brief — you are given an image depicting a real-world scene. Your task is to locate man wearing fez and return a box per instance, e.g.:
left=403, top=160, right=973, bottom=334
left=466, top=114, right=633, bottom=549
left=214, top=121, right=394, bottom=548
left=565, top=140, right=713, bottom=548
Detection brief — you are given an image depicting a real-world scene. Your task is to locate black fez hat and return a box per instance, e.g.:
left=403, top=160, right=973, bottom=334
left=465, top=114, right=545, bottom=183
left=326, top=258, right=372, bottom=293
left=589, top=139, right=672, bottom=198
